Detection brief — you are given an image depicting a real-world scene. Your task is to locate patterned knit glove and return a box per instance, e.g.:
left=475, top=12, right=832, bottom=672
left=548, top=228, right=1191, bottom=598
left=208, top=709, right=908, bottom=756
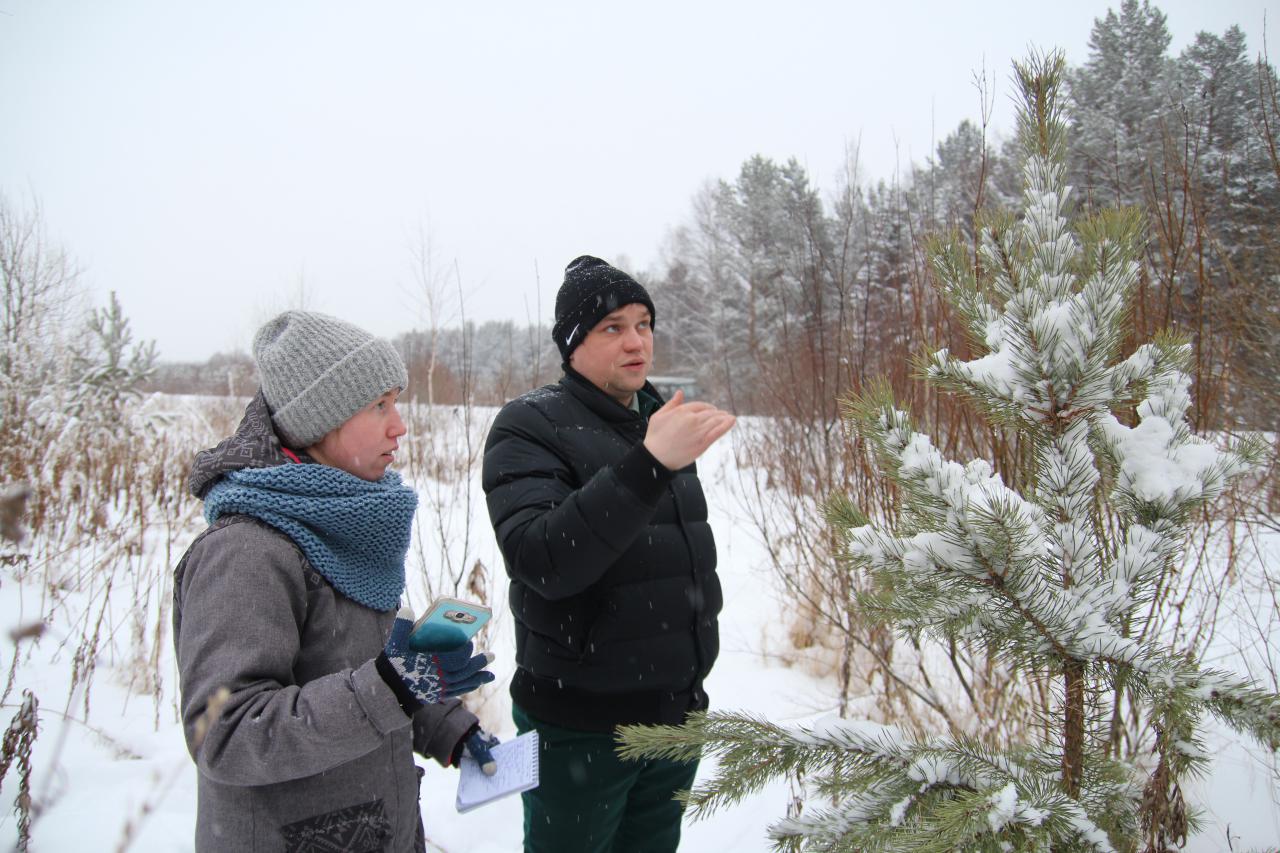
left=465, top=726, right=501, bottom=776
left=376, top=608, right=496, bottom=714
left=450, top=724, right=501, bottom=775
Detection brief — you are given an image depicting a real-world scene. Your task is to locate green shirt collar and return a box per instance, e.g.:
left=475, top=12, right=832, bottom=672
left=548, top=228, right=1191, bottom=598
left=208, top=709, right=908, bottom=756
left=636, top=388, right=662, bottom=418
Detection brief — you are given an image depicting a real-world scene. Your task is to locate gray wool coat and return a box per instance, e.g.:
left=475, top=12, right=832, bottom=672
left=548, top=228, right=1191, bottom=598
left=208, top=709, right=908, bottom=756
left=173, top=393, right=476, bottom=853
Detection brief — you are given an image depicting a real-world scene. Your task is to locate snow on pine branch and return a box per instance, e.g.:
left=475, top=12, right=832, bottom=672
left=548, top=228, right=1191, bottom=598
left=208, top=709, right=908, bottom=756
left=760, top=716, right=1119, bottom=852
left=927, top=151, right=1150, bottom=434
left=841, top=394, right=1280, bottom=752
left=1098, top=369, right=1260, bottom=510
left=1020, top=158, right=1076, bottom=298
left=619, top=710, right=1124, bottom=852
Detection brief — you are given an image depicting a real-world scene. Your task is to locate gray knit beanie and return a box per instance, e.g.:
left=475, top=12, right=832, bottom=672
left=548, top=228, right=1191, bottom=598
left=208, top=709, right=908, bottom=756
left=252, top=310, right=408, bottom=449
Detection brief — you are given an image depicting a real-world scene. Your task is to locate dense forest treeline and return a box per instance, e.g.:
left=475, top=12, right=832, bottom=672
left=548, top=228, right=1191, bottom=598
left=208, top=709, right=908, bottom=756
left=649, top=1, right=1278, bottom=433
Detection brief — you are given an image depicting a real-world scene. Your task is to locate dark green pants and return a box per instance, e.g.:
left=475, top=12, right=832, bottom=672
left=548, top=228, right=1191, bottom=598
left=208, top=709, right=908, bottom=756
left=513, top=703, right=699, bottom=853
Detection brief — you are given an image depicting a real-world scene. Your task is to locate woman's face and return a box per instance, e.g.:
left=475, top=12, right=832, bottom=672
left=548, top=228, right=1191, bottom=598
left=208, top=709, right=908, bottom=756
left=307, top=389, right=407, bottom=481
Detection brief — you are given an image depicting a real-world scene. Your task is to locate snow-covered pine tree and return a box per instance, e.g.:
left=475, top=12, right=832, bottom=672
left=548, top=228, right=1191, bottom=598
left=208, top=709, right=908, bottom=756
left=1068, top=0, right=1175, bottom=208
left=617, top=52, right=1276, bottom=853
left=69, top=290, right=157, bottom=425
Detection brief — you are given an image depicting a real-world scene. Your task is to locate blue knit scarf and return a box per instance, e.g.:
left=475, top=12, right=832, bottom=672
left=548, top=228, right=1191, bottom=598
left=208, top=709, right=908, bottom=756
left=203, top=465, right=418, bottom=612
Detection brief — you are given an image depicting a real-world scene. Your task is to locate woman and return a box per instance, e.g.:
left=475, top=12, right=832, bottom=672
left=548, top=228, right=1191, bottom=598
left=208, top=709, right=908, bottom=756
left=173, top=310, right=495, bottom=852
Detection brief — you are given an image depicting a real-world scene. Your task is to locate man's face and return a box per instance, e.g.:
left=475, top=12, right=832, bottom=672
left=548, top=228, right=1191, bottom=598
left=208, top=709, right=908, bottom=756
left=307, top=389, right=407, bottom=481
left=569, top=302, right=653, bottom=406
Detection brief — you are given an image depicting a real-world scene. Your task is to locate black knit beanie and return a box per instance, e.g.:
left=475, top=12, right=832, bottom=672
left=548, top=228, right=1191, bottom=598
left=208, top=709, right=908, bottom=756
left=551, top=255, right=656, bottom=362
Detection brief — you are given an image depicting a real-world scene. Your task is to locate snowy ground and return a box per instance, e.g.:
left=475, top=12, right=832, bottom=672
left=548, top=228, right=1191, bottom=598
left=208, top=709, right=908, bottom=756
left=2, top=410, right=1278, bottom=851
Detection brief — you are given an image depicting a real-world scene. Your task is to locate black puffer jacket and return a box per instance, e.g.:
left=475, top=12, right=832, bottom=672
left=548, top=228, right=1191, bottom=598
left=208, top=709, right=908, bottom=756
left=482, top=369, right=722, bottom=732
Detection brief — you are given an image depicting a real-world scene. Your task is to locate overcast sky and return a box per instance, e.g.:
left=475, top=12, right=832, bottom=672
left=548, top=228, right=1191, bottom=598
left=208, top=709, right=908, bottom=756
left=1, top=1, right=1274, bottom=362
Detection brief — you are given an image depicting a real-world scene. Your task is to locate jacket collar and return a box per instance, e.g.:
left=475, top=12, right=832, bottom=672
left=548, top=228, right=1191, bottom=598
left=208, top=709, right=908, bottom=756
left=560, top=367, right=664, bottom=423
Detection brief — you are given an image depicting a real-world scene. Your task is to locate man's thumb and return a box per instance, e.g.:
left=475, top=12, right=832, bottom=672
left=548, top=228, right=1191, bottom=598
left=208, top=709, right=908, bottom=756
left=660, top=389, right=685, bottom=410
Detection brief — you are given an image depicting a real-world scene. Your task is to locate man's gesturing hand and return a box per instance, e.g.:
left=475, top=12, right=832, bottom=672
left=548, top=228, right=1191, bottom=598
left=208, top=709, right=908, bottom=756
left=643, top=390, right=736, bottom=471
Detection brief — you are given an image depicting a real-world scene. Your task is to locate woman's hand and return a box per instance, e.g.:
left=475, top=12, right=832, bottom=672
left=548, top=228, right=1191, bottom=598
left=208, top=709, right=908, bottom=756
left=376, top=608, right=496, bottom=713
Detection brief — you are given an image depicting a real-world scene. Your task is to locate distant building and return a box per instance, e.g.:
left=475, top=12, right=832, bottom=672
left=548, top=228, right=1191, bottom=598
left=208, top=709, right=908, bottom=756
left=648, top=375, right=698, bottom=400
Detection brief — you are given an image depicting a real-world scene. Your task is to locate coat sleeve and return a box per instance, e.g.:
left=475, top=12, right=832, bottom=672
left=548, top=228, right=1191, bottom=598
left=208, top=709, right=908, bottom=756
left=410, top=699, right=477, bottom=765
left=174, top=522, right=410, bottom=787
left=482, top=399, right=676, bottom=601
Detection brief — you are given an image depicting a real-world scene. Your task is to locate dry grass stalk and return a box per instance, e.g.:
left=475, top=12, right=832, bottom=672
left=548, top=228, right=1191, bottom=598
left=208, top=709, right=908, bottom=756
left=0, top=690, right=39, bottom=852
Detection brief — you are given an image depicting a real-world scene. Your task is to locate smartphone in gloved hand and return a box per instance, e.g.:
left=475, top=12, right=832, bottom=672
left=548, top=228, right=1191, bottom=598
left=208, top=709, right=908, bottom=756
left=410, top=597, right=492, bottom=652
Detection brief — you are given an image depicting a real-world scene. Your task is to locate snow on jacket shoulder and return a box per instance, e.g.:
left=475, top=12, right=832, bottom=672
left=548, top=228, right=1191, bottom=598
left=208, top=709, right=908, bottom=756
left=482, top=371, right=722, bottom=732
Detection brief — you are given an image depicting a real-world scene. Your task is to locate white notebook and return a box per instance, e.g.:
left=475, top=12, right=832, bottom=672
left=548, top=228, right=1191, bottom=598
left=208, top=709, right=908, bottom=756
left=455, top=730, right=540, bottom=813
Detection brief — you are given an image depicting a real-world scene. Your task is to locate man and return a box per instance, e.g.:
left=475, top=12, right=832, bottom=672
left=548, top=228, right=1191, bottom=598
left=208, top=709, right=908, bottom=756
left=482, top=255, right=735, bottom=852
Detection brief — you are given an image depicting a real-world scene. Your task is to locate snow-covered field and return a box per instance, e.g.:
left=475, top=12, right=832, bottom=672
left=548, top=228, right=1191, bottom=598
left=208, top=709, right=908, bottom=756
left=2, top=401, right=1277, bottom=851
